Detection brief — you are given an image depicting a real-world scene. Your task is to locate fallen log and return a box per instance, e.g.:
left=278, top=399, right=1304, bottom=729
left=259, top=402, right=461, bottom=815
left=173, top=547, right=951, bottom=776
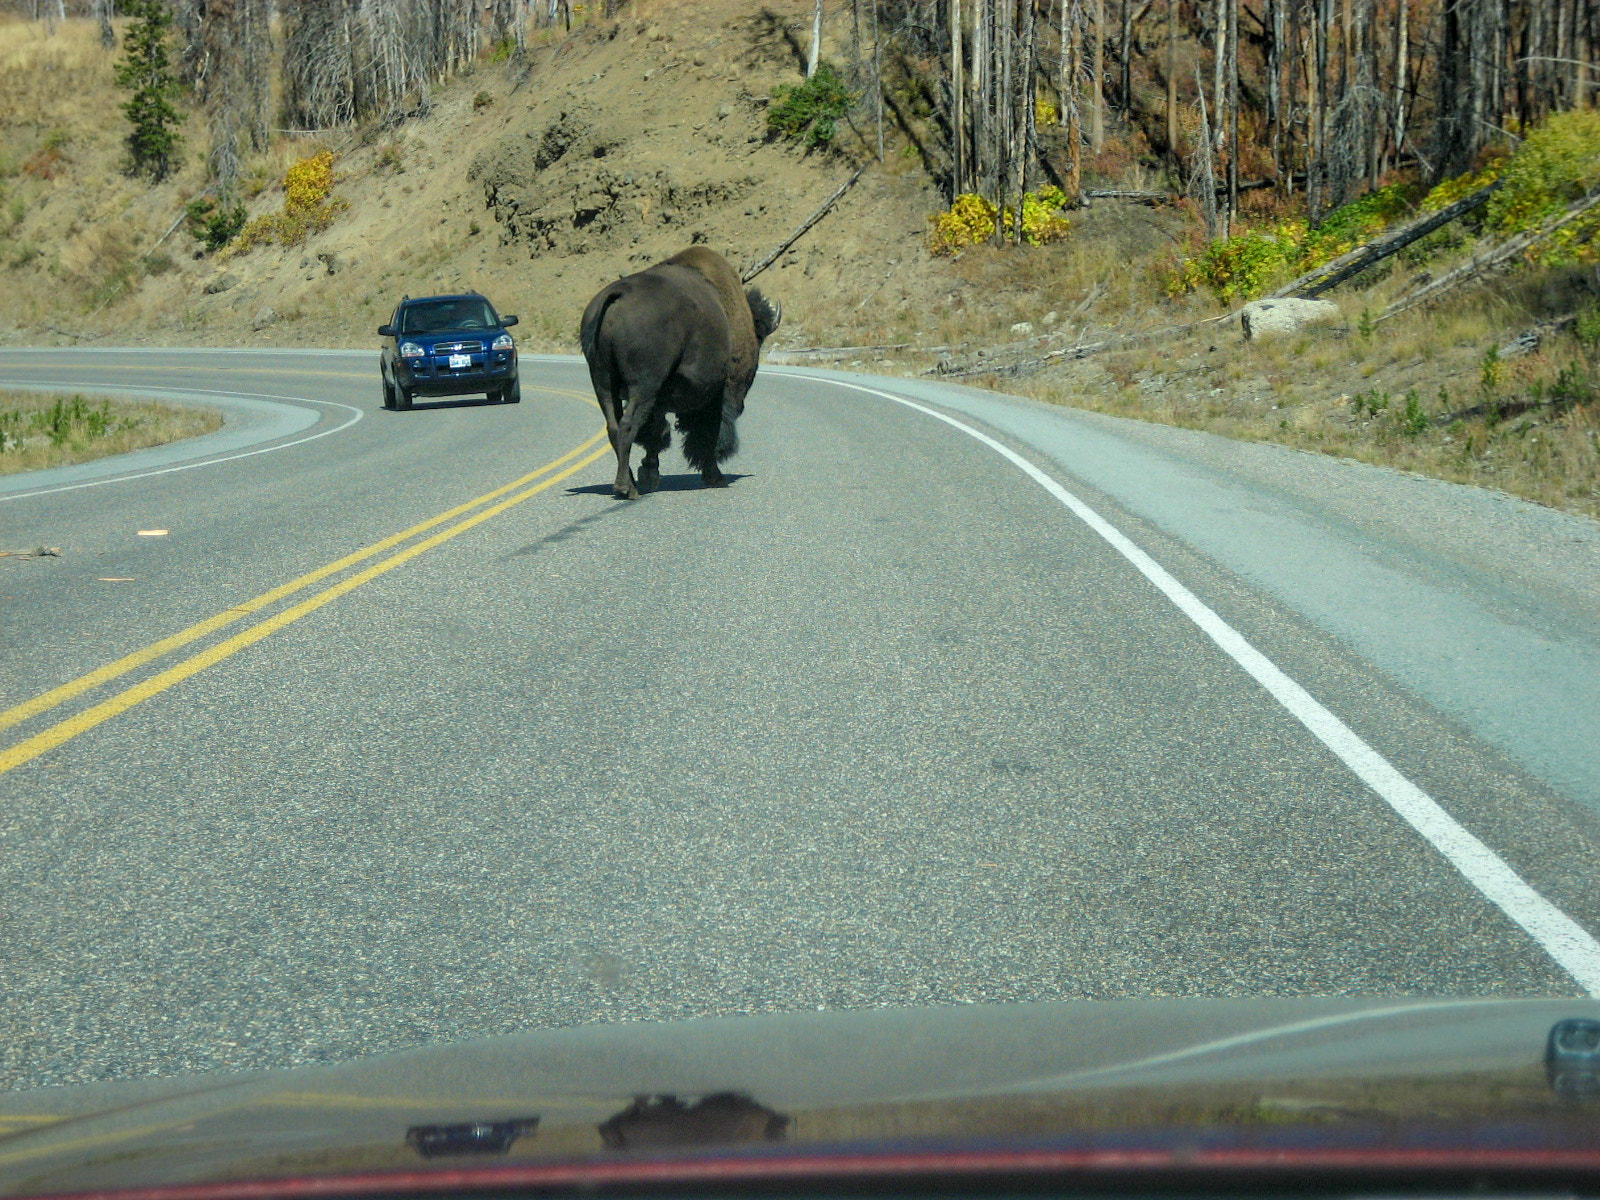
left=772, top=341, right=951, bottom=360
left=928, top=311, right=1237, bottom=378
left=1498, top=312, right=1581, bottom=359
left=1081, top=178, right=1278, bottom=206
left=1379, top=186, right=1600, bottom=321
left=1268, top=180, right=1502, bottom=300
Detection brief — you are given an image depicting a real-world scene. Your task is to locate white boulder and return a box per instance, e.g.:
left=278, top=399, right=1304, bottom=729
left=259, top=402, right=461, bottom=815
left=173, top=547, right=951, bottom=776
left=1239, top=297, right=1343, bottom=342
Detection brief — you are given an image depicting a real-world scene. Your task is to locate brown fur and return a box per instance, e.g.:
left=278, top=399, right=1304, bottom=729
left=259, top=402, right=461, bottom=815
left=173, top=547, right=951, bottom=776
left=662, top=246, right=760, bottom=398
left=579, top=247, right=780, bottom=499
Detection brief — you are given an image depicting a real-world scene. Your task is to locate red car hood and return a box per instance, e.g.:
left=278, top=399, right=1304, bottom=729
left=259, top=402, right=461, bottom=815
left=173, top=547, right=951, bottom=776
left=2, top=997, right=1598, bottom=1198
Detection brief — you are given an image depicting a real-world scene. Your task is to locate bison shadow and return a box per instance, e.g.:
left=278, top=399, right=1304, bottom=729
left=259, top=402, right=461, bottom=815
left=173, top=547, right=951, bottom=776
left=565, top=472, right=749, bottom=497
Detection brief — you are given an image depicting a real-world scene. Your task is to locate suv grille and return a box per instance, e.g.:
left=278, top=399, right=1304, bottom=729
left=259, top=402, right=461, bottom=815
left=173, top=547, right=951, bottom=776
left=434, top=340, right=484, bottom=354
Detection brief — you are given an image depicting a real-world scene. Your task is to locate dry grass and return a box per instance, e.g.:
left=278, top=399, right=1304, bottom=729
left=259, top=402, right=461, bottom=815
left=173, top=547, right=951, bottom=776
left=0, top=15, right=109, bottom=80
left=1016, top=285, right=1600, bottom=519
left=0, top=390, right=222, bottom=475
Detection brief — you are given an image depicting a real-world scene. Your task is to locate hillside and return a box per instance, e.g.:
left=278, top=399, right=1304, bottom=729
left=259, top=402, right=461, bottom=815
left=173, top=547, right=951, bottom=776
left=2, top=0, right=1102, bottom=353
left=0, top=1, right=1596, bottom=517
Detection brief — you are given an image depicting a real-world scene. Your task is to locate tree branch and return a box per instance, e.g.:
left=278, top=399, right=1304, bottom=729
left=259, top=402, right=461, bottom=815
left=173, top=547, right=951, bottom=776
left=742, top=165, right=868, bottom=283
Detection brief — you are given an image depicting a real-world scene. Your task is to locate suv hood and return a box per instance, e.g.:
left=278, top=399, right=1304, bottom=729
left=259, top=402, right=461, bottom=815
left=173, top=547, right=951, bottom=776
left=3, top=997, right=1597, bottom=1196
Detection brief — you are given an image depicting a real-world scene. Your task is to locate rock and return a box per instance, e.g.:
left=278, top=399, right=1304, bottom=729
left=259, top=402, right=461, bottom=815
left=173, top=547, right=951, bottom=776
left=204, top=272, right=239, bottom=294
left=1239, top=297, right=1342, bottom=341
left=1010, top=321, right=1034, bottom=336
left=317, top=251, right=341, bottom=275
left=251, top=307, right=277, bottom=331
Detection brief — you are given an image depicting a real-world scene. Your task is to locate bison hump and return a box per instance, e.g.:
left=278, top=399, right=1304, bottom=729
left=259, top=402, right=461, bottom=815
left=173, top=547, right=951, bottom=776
left=660, top=247, right=757, bottom=371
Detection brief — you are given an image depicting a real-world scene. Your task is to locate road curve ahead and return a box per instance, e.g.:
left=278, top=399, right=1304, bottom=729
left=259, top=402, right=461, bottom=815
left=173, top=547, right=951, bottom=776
left=1, top=347, right=1598, bottom=1091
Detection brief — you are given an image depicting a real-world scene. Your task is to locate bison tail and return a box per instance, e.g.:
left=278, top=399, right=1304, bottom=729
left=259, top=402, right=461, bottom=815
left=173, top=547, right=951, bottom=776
left=579, top=283, right=626, bottom=363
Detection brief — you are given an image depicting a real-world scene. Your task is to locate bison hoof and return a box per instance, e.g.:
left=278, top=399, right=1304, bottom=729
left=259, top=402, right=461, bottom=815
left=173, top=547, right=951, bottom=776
left=702, top=468, right=727, bottom=488
left=637, top=465, right=660, bottom=493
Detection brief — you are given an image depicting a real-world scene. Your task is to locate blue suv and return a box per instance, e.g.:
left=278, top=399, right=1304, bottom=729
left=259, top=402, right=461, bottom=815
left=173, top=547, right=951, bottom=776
left=378, top=293, right=520, bottom=409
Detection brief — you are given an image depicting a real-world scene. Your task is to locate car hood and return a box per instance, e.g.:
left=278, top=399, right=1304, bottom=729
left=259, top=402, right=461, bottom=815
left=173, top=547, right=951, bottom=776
left=3, top=996, right=1598, bottom=1197
left=402, top=328, right=502, bottom=344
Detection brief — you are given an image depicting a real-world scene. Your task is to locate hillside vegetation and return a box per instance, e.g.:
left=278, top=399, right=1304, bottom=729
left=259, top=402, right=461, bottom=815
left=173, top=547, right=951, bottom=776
left=0, top=0, right=1596, bottom=516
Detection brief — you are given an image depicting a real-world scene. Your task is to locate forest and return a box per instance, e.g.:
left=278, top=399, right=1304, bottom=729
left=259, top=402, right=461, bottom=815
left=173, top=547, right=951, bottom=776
left=1, top=0, right=1595, bottom=296
left=8, top=0, right=1596, bottom=238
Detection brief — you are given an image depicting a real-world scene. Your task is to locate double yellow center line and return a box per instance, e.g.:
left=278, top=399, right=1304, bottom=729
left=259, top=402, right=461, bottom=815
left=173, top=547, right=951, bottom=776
left=0, top=429, right=612, bottom=777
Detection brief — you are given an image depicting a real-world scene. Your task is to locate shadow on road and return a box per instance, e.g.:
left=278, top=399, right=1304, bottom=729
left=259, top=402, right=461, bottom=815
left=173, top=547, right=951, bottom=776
left=389, top=396, right=506, bottom=412
left=564, top=472, right=751, bottom=497
left=501, top=505, right=625, bottom=559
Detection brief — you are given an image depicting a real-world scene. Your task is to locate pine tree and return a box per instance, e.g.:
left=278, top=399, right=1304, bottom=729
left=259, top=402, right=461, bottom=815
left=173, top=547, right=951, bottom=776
left=116, top=0, right=185, bottom=182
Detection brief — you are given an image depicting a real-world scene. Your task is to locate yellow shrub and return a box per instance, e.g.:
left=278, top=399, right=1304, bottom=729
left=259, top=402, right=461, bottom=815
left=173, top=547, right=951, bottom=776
left=235, top=150, right=348, bottom=250
left=285, top=150, right=336, bottom=216
left=929, top=193, right=1001, bottom=255
left=1485, top=109, right=1600, bottom=266
left=928, top=187, right=1072, bottom=256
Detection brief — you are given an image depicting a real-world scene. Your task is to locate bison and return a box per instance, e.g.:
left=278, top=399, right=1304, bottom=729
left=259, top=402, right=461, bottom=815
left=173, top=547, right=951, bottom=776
left=579, top=247, right=781, bottom=499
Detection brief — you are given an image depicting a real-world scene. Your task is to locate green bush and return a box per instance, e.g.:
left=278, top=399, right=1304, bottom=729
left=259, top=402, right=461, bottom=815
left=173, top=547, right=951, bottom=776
left=1400, top=388, right=1428, bottom=434
left=0, top=395, right=129, bottom=453
left=767, top=63, right=856, bottom=149
left=1299, top=182, right=1418, bottom=268
left=1169, top=184, right=1425, bottom=302
left=1484, top=109, right=1600, bottom=265
left=1170, top=108, right=1600, bottom=302
left=1165, top=222, right=1302, bottom=301
left=185, top=194, right=248, bottom=252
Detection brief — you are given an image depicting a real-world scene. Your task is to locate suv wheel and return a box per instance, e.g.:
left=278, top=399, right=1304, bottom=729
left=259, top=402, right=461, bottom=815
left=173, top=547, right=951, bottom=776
left=395, top=385, right=413, bottom=411
left=381, top=376, right=395, bottom=410
left=503, top=379, right=522, bottom=404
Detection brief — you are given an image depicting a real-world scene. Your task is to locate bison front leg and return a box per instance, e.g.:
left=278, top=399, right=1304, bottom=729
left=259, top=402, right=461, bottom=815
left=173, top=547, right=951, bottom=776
left=680, top=404, right=734, bottom=488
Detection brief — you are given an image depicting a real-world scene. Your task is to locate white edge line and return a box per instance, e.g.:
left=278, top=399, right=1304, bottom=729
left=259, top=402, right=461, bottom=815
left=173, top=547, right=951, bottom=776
left=0, top=385, right=363, bottom=502
left=793, top=371, right=1600, bottom=998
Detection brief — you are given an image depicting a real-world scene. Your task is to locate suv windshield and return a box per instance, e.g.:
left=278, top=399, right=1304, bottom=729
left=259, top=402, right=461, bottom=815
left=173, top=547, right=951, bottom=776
left=401, top=297, right=496, bottom=334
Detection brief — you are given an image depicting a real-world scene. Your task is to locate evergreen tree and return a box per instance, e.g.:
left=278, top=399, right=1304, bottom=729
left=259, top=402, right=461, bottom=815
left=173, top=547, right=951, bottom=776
left=116, top=0, right=185, bottom=182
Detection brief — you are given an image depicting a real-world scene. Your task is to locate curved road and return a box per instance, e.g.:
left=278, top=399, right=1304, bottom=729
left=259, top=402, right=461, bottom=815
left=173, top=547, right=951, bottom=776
left=2, top=348, right=1598, bottom=1092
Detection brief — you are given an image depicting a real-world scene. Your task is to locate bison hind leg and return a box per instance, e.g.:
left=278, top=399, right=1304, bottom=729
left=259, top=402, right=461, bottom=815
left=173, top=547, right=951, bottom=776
left=716, top=406, right=739, bottom=462
left=637, top=409, right=670, bottom=493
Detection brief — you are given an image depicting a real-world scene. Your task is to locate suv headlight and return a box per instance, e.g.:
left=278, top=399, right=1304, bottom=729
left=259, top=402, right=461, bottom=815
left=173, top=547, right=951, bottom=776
left=400, top=341, right=425, bottom=358
left=491, top=333, right=514, bottom=351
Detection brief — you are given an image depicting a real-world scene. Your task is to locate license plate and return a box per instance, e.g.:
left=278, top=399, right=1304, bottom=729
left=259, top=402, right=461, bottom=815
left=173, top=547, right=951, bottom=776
left=448, top=353, right=471, bottom=370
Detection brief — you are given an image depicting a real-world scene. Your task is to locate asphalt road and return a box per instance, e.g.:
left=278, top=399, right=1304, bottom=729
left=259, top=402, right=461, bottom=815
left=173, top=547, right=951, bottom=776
left=2, top=348, right=1598, bottom=1093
